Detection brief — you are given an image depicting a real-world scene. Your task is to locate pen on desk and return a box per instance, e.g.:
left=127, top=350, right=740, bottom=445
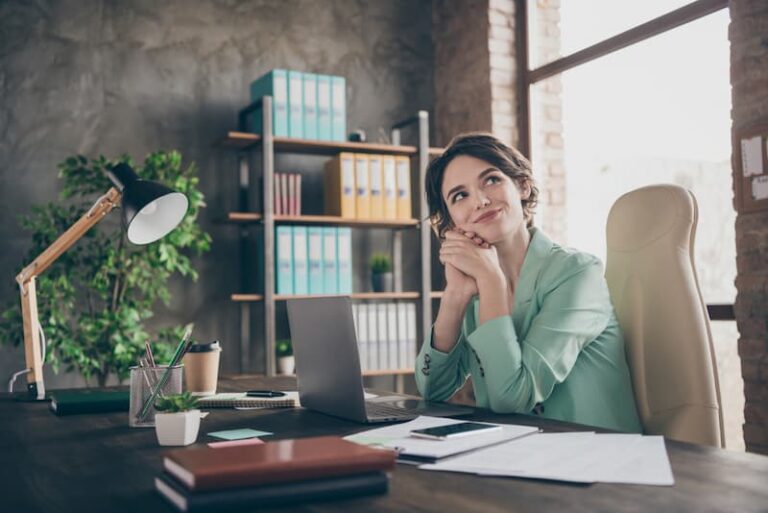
left=246, top=390, right=286, bottom=398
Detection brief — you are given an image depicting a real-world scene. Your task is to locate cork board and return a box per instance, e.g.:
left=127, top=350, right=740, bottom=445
left=735, top=122, right=768, bottom=213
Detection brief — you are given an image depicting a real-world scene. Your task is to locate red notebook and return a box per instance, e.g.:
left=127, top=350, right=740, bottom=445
left=163, top=436, right=396, bottom=492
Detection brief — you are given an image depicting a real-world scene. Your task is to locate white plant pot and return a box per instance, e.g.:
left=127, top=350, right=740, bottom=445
left=155, top=410, right=202, bottom=446
left=277, top=356, right=295, bottom=375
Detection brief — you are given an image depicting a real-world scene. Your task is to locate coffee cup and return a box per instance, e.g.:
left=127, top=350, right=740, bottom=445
left=182, top=340, right=222, bottom=396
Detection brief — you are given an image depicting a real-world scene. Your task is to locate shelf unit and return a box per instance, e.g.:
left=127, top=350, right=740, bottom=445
left=220, top=95, right=441, bottom=377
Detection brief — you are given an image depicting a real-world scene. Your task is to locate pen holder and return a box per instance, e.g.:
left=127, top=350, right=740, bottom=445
left=129, top=364, right=183, bottom=428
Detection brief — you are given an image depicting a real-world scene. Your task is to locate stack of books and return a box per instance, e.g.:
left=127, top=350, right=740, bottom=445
left=351, top=302, right=417, bottom=372
left=273, top=172, right=301, bottom=215
left=155, top=436, right=395, bottom=512
left=325, top=153, right=412, bottom=220
left=250, top=69, right=346, bottom=141
left=276, top=225, right=353, bottom=295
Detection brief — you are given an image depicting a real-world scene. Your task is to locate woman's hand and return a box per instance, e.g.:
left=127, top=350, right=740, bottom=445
left=439, top=229, right=504, bottom=288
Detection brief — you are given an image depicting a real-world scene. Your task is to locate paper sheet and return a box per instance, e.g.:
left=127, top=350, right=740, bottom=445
left=422, top=432, right=674, bottom=486
left=741, top=136, right=764, bottom=176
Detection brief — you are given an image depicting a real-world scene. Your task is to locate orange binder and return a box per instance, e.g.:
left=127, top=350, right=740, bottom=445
left=395, top=156, right=412, bottom=220
left=324, top=153, right=356, bottom=218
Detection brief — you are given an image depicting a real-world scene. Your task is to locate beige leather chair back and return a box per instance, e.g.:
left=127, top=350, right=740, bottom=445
left=605, top=184, right=724, bottom=447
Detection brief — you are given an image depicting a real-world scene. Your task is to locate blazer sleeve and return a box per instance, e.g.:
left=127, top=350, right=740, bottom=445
left=415, top=321, right=471, bottom=402
left=467, top=254, right=612, bottom=413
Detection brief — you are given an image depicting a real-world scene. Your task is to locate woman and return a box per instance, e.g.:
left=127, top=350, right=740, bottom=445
left=416, top=132, right=641, bottom=433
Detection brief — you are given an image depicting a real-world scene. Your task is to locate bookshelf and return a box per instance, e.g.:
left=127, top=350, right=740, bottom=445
left=220, top=95, right=441, bottom=377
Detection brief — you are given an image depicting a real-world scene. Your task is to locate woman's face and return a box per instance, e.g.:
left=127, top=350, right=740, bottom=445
left=441, top=155, right=530, bottom=244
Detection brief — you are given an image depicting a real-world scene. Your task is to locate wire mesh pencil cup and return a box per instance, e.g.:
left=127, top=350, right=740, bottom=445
left=128, top=364, right=183, bottom=427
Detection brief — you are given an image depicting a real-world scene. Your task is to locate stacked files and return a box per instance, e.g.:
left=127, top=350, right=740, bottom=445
left=324, top=153, right=412, bottom=220
left=156, top=436, right=395, bottom=512
left=347, top=416, right=675, bottom=486
left=250, top=69, right=346, bottom=141
left=273, top=173, right=302, bottom=215
left=351, top=302, right=417, bottom=372
left=276, top=225, right=352, bottom=295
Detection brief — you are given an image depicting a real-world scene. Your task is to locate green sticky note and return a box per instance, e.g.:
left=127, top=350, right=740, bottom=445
left=207, top=428, right=273, bottom=440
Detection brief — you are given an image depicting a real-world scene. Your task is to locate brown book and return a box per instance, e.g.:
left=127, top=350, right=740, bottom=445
left=163, top=436, right=396, bottom=492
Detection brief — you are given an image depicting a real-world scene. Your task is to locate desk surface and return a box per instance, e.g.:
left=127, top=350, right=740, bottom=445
left=3, top=375, right=767, bottom=513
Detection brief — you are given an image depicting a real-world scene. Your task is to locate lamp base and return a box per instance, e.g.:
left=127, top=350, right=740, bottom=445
left=16, top=383, right=49, bottom=402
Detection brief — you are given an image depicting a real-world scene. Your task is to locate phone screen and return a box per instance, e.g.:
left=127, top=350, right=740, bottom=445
left=410, top=422, right=501, bottom=439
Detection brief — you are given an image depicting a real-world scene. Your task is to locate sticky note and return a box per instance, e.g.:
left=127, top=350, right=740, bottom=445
left=208, top=438, right=265, bottom=449
left=207, top=428, right=273, bottom=440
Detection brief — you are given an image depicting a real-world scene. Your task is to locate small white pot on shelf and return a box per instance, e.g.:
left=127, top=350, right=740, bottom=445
left=155, top=410, right=202, bottom=446
left=277, top=356, right=295, bottom=375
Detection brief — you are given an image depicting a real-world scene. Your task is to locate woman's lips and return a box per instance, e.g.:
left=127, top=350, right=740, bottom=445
left=473, top=209, right=501, bottom=224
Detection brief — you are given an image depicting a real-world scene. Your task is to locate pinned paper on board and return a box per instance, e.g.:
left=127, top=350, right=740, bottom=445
left=752, top=175, right=768, bottom=200
left=741, top=136, right=764, bottom=176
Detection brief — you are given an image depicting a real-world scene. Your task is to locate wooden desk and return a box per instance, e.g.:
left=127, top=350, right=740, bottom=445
left=2, top=375, right=767, bottom=513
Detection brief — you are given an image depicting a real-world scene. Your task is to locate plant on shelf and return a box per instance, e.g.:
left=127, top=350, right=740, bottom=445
left=154, top=391, right=202, bottom=446
left=0, top=151, right=211, bottom=387
left=369, top=252, right=394, bottom=292
left=276, top=339, right=295, bottom=375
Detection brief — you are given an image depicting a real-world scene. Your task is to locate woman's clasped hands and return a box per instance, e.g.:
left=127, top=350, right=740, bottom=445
left=439, top=228, right=504, bottom=300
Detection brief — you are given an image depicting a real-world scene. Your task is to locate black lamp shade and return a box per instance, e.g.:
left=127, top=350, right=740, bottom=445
left=107, top=163, right=189, bottom=245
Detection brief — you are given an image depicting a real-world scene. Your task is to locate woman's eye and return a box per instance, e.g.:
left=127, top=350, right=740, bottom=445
left=485, top=175, right=501, bottom=185
left=452, top=192, right=467, bottom=203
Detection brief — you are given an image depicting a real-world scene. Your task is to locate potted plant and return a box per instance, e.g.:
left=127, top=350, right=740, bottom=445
left=276, top=339, right=295, bottom=375
left=154, top=392, right=202, bottom=446
left=370, top=252, right=393, bottom=292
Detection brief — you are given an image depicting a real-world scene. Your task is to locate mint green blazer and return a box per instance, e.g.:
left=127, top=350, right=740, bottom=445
left=416, top=228, right=642, bottom=433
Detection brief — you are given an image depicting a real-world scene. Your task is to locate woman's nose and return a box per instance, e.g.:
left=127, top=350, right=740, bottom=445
left=476, top=194, right=491, bottom=209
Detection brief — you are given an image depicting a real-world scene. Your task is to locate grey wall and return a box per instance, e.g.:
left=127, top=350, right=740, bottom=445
left=0, top=0, right=434, bottom=388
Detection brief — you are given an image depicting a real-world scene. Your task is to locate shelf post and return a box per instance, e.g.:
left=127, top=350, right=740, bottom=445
left=417, top=111, right=432, bottom=346
left=262, top=95, right=276, bottom=377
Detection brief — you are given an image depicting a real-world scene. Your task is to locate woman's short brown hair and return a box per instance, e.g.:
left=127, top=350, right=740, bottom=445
left=425, top=132, right=539, bottom=239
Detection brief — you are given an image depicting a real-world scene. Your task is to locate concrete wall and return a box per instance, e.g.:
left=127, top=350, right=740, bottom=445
left=0, top=0, right=434, bottom=387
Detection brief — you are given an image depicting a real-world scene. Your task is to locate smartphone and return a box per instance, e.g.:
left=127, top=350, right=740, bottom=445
left=410, top=422, right=502, bottom=440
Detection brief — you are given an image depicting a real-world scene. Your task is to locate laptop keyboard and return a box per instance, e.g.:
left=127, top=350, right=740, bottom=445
left=365, top=402, right=415, bottom=419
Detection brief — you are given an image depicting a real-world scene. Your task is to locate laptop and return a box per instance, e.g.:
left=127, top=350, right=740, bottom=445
left=286, top=296, right=473, bottom=423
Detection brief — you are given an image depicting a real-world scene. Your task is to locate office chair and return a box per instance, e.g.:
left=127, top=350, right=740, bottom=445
left=605, top=184, right=725, bottom=447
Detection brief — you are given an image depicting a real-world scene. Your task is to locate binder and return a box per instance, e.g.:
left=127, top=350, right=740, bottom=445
left=276, top=226, right=294, bottom=295
left=288, top=174, right=296, bottom=216
left=331, top=76, right=346, bottom=142
left=287, top=70, right=304, bottom=139
left=322, top=227, right=338, bottom=294
left=303, top=73, right=318, bottom=140
left=324, top=153, right=356, bottom=218
left=307, top=227, right=324, bottom=294
left=357, top=303, right=369, bottom=371
left=316, top=75, right=332, bottom=140
left=386, top=303, right=399, bottom=370
left=296, top=174, right=302, bottom=215
left=406, top=303, right=417, bottom=368
left=337, top=227, right=353, bottom=295
left=368, top=154, right=383, bottom=219
left=250, top=69, right=289, bottom=136
left=280, top=173, right=289, bottom=216
left=274, top=173, right=282, bottom=215
left=397, top=303, right=409, bottom=369
left=354, top=154, right=371, bottom=219
left=395, top=156, right=412, bottom=220
left=367, top=303, right=378, bottom=370
left=293, top=226, right=309, bottom=295
left=376, top=303, right=388, bottom=371
left=382, top=156, right=397, bottom=220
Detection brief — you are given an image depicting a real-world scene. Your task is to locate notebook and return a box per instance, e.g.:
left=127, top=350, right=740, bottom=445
left=49, top=389, right=130, bottom=416
left=155, top=471, right=389, bottom=512
left=196, top=392, right=298, bottom=409
left=163, top=435, right=397, bottom=492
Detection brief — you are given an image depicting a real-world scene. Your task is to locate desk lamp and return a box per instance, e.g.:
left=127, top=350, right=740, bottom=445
left=14, top=163, right=188, bottom=400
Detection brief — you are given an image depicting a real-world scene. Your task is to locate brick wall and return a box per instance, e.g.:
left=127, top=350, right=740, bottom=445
left=730, top=0, right=768, bottom=456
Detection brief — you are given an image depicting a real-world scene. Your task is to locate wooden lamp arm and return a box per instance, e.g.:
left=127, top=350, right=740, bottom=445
left=15, top=187, right=121, bottom=399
